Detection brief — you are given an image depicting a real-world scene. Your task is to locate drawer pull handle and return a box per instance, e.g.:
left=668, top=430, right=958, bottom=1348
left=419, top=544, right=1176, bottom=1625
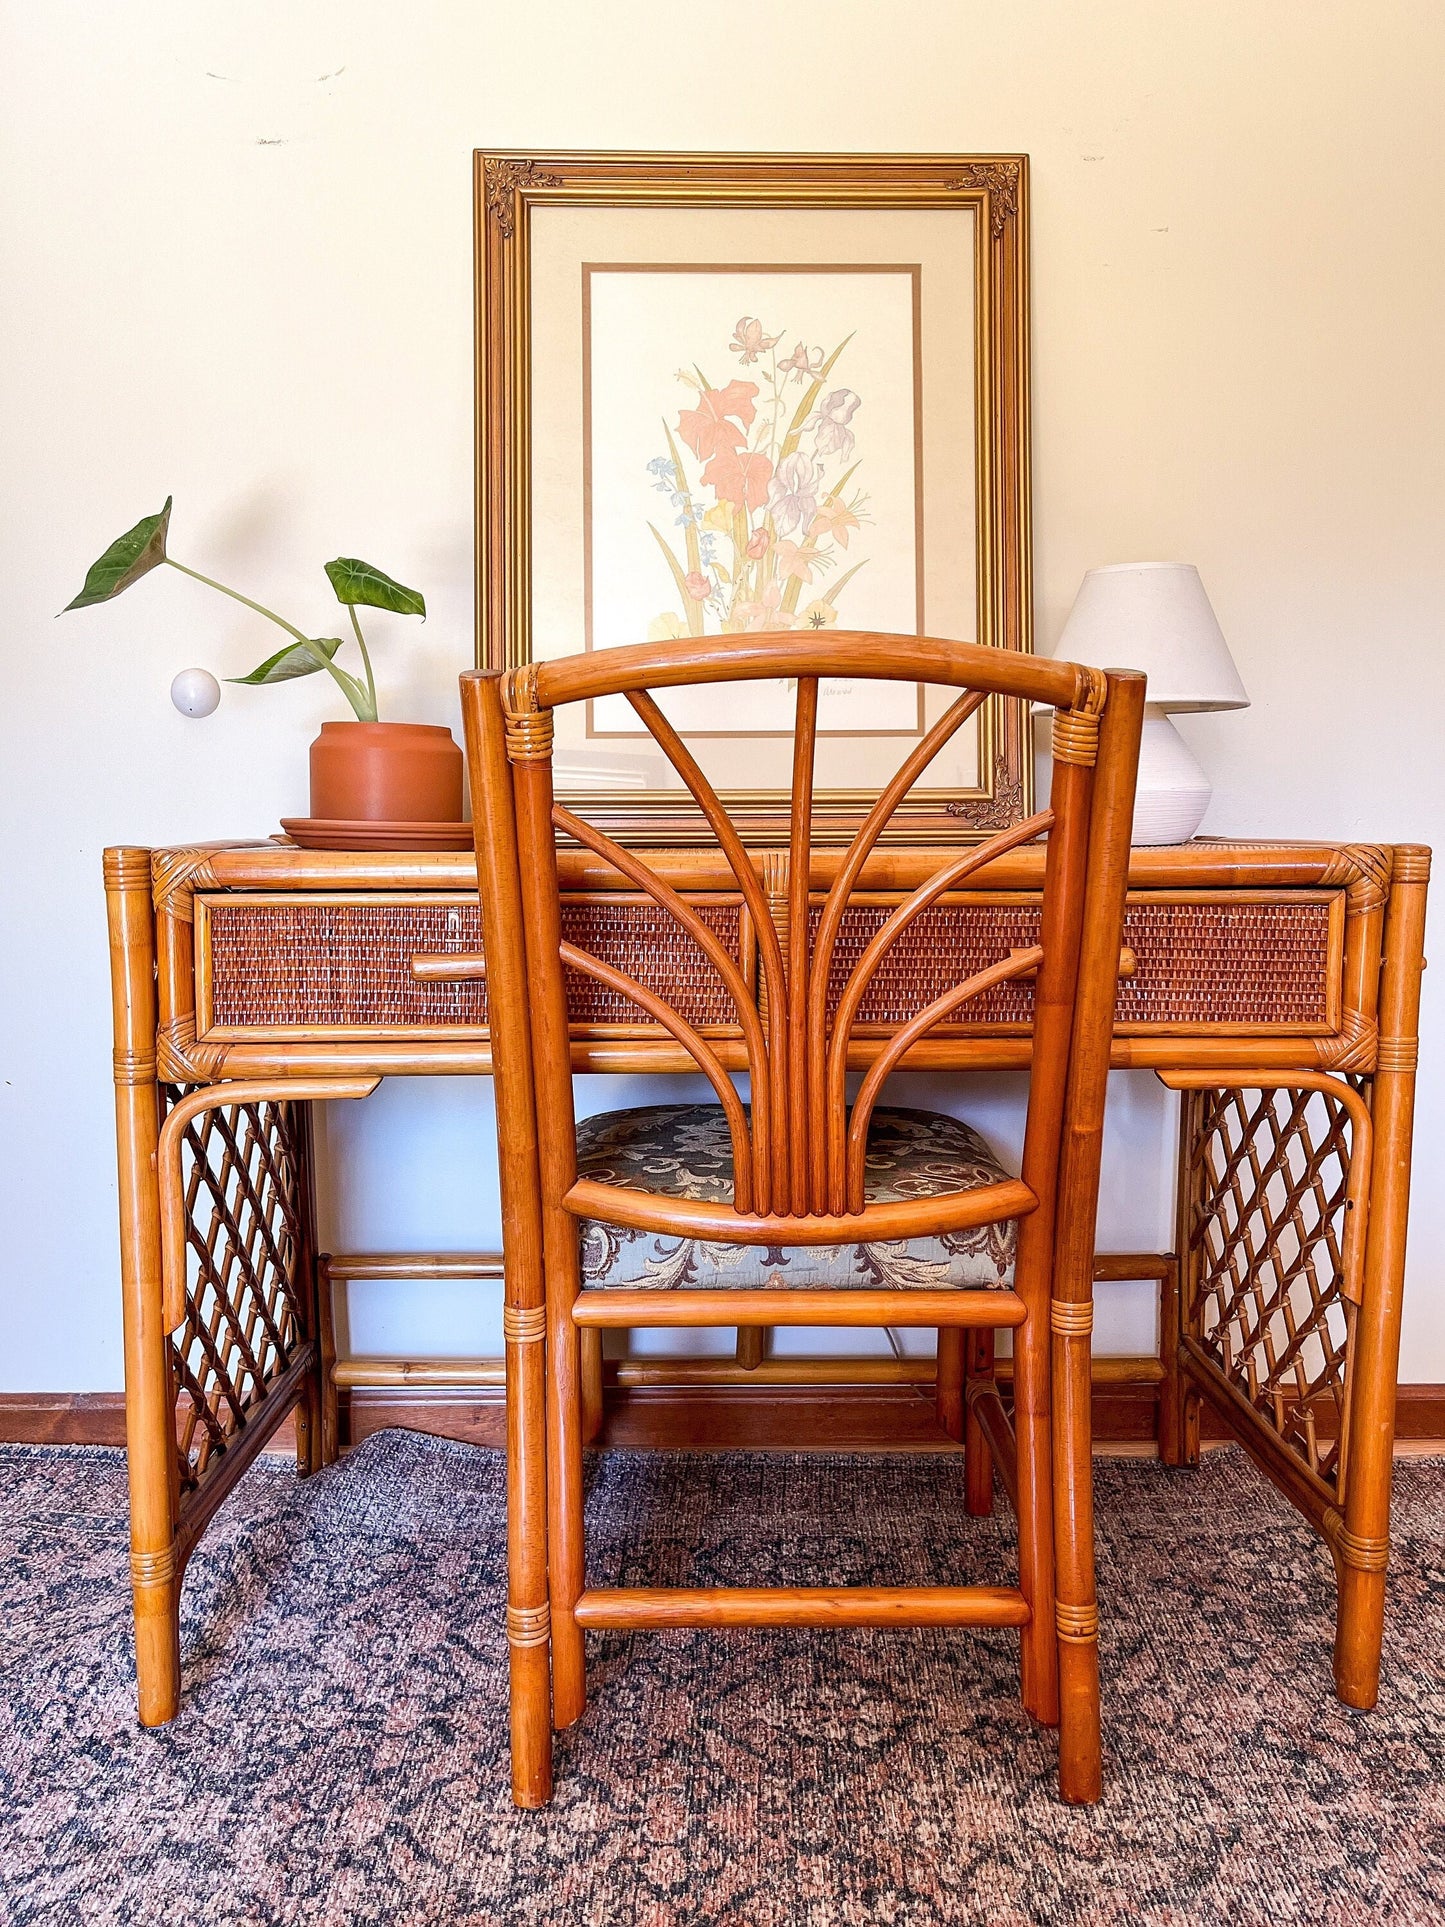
left=412, top=952, right=487, bottom=982
left=412, top=946, right=1135, bottom=988
left=1009, top=946, right=1136, bottom=982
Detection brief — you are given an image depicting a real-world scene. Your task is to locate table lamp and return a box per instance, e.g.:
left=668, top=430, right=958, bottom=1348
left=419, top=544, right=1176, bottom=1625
left=1049, top=561, right=1248, bottom=845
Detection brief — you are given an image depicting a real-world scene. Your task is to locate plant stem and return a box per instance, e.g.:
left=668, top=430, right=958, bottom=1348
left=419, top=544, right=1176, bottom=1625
left=164, top=557, right=310, bottom=643
left=165, top=554, right=373, bottom=718
left=347, top=604, right=378, bottom=718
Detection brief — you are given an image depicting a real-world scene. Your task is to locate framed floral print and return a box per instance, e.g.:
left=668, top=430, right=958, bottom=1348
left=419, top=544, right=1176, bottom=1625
left=475, top=150, right=1032, bottom=843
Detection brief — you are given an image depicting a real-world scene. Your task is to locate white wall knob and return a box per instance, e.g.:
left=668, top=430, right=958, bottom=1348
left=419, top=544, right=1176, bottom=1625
left=170, top=667, right=221, bottom=718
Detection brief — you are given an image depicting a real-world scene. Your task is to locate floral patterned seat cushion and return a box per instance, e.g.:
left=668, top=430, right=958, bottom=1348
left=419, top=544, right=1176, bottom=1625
left=575, top=1104, right=1017, bottom=1290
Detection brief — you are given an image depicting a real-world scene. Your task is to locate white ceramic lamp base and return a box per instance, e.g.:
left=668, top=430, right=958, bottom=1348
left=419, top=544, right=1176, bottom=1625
left=1130, top=706, right=1212, bottom=845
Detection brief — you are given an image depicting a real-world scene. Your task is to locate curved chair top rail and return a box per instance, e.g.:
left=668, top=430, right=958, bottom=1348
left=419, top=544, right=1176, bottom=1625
left=470, top=629, right=1129, bottom=1226
left=463, top=629, right=1093, bottom=715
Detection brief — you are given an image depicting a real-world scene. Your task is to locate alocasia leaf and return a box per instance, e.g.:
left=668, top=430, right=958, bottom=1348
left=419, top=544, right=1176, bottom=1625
left=63, top=497, right=173, bottom=610
left=324, top=557, right=426, bottom=617
left=229, top=636, right=344, bottom=685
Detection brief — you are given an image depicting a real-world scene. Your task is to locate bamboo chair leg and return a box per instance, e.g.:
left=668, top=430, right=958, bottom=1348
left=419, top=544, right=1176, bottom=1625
left=963, top=1329, right=995, bottom=1512
left=1053, top=1306, right=1101, bottom=1800
left=506, top=1305, right=553, bottom=1806
left=1050, top=666, right=1143, bottom=1803
left=935, top=1327, right=965, bottom=1443
left=1012, top=1309, right=1059, bottom=1727
left=579, top=1328, right=604, bottom=1443
left=548, top=1307, right=588, bottom=1729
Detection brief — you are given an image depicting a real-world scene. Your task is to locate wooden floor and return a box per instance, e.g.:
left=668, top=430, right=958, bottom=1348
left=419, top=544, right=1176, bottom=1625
left=4, top=1380, right=1442, bottom=1455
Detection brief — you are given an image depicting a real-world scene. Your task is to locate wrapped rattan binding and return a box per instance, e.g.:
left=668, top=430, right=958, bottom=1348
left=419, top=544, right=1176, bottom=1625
left=113, top=1046, right=157, bottom=1087
left=1050, top=1298, right=1094, bottom=1336
left=506, top=1602, right=552, bottom=1648
left=1051, top=708, right=1100, bottom=768
left=1375, top=1036, right=1418, bottom=1073
left=130, top=1544, right=178, bottom=1588
left=505, top=711, right=553, bottom=763
left=502, top=664, right=553, bottom=763
left=1051, top=666, right=1108, bottom=768
left=1327, top=1518, right=1390, bottom=1573
left=1055, top=1601, right=1098, bottom=1643
left=503, top=1304, right=547, bottom=1344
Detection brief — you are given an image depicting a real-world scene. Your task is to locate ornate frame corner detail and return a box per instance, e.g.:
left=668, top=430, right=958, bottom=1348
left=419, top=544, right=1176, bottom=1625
left=951, top=750, right=1027, bottom=830
left=945, top=161, right=1021, bottom=236
left=483, top=156, right=563, bottom=239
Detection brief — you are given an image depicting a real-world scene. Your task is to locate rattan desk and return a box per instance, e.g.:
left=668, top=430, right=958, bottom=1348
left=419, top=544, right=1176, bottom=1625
left=104, top=835, right=1428, bottom=1731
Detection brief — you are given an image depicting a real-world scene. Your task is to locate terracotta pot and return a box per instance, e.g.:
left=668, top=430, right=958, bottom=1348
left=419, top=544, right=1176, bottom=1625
left=308, top=721, right=464, bottom=823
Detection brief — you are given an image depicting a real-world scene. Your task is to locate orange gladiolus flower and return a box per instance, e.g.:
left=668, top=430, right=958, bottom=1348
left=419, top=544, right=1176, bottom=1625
left=676, top=381, right=759, bottom=461
left=702, top=444, right=774, bottom=511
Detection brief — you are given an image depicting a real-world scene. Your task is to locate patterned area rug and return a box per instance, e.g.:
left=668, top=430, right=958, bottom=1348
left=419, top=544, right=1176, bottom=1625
left=1, top=1433, right=1442, bottom=1926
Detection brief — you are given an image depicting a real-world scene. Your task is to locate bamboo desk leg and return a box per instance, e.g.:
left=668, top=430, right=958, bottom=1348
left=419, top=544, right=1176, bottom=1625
left=106, top=848, right=181, bottom=1727
left=108, top=839, right=384, bottom=1732
left=1334, top=848, right=1429, bottom=1707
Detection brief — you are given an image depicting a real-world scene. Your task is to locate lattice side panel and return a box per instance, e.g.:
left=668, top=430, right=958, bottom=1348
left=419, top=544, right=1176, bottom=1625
left=162, top=1089, right=310, bottom=1495
left=1182, top=1081, right=1367, bottom=1484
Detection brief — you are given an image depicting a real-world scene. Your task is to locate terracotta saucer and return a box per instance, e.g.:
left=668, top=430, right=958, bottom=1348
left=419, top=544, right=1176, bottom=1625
left=279, top=818, right=475, bottom=852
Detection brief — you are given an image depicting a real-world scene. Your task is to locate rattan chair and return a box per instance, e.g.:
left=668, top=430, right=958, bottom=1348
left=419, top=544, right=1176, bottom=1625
left=459, top=632, right=1144, bottom=1809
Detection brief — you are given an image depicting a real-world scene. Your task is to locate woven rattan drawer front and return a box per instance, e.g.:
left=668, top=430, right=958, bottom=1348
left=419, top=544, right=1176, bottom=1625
left=197, top=886, right=1341, bottom=1042
left=197, top=893, right=747, bottom=1037
left=818, top=890, right=1343, bottom=1034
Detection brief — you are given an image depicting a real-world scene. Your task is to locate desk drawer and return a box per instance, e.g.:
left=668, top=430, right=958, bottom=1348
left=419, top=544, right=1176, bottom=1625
left=195, top=886, right=1342, bottom=1041
left=826, top=890, right=1343, bottom=1035
left=195, top=892, right=749, bottom=1039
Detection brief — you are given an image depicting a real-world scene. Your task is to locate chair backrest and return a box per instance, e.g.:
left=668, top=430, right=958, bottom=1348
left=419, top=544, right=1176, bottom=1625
left=461, top=632, right=1143, bottom=1251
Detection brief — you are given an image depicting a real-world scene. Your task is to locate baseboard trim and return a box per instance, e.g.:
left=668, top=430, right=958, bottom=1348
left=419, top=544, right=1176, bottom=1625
left=5, top=1382, right=1444, bottom=1453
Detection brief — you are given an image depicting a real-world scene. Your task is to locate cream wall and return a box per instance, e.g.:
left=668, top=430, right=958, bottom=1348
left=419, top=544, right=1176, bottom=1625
left=2, top=1, right=1442, bottom=1391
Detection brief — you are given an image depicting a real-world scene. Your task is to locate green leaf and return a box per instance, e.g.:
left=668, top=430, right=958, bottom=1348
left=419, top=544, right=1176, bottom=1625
left=822, top=461, right=861, bottom=505
left=63, top=497, right=173, bottom=610
left=828, top=558, right=870, bottom=602
left=324, top=557, right=425, bottom=617
left=228, top=636, right=343, bottom=685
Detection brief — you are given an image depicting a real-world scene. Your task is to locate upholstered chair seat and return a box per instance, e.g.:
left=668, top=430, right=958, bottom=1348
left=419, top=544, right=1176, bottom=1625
left=575, top=1103, right=1017, bottom=1291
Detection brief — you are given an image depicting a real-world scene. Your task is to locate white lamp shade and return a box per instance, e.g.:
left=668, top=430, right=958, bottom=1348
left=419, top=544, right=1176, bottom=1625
left=1052, top=562, right=1248, bottom=712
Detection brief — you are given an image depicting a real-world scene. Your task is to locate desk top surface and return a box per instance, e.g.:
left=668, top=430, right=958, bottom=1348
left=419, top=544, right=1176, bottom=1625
left=140, top=836, right=1421, bottom=905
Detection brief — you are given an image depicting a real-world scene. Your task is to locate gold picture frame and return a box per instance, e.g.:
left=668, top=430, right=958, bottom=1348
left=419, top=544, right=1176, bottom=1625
left=474, top=149, right=1032, bottom=843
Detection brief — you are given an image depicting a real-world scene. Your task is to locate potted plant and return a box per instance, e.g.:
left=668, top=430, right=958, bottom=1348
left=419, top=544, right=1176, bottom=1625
left=63, top=497, right=464, bottom=836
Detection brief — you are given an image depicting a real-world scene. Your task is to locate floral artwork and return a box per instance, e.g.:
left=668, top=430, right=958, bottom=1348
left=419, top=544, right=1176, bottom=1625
left=643, top=320, right=873, bottom=640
